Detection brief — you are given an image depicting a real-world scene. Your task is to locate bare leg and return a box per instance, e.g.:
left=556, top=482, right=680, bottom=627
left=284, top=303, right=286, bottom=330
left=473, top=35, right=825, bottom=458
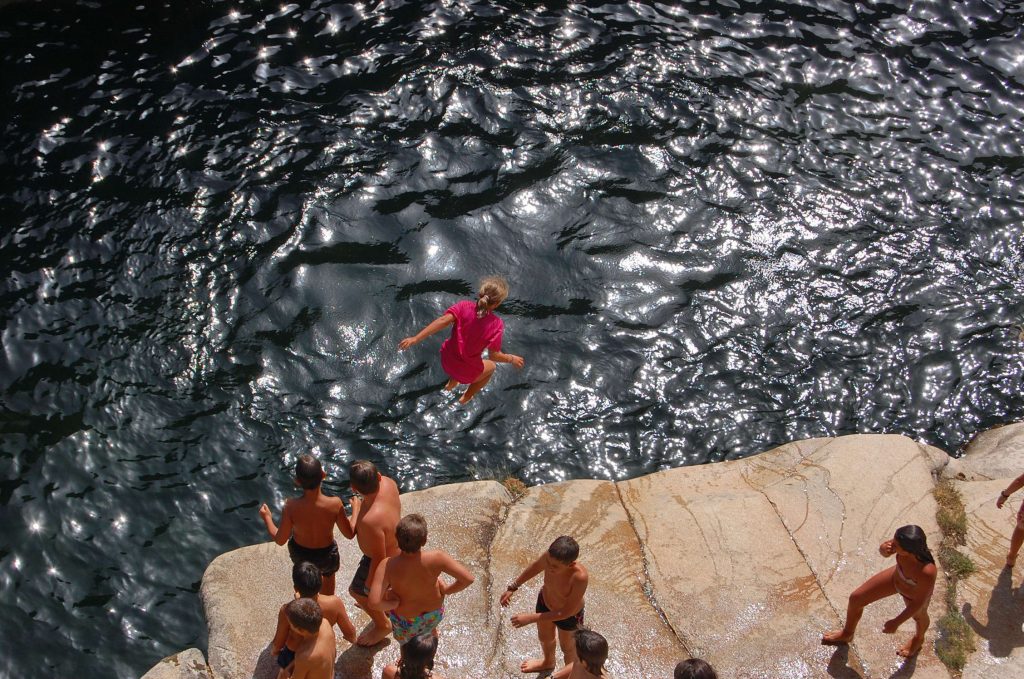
left=350, top=590, right=392, bottom=646
left=520, top=619, right=557, bottom=673
left=444, top=377, right=458, bottom=391
left=822, top=567, right=898, bottom=644
left=557, top=627, right=578, bottom=667
left=321, top=572, right=336, bottom=596
left=1007, top=519, right=1024, bottom=567
left=898, top=606, right=930, bottom=657
left=460, top=360, right=496, bottom=404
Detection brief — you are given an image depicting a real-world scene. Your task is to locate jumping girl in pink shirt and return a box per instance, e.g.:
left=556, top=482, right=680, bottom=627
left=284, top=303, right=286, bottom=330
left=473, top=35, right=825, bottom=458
left=399, top=276, right=525, bottom=404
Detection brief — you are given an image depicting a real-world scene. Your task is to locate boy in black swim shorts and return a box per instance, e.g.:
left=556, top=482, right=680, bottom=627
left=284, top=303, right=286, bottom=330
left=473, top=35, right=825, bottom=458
left=500, top=536, right=589, bottom=676
left=259, top=454, right=345, bottom=595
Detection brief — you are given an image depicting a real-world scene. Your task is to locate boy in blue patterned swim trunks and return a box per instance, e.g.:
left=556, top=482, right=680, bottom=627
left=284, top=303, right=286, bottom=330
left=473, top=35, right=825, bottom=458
left=367, top=513, right=476, bottom=643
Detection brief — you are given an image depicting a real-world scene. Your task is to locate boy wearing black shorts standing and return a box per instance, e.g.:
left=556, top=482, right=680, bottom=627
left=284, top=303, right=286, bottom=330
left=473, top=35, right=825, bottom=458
left=260, top=455, right=343, bottom=595
left=500, top=536, right=589, bottom=675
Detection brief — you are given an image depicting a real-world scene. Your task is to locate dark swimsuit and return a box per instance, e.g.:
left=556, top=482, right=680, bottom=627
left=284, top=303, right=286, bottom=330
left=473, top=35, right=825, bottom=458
left=536, top=591, right=584, bottom=631
left=287, top=537, right=340, bottom=576
left=349, top=554, right=372, bottom=596
left=277, top=647, right=295, bottom=670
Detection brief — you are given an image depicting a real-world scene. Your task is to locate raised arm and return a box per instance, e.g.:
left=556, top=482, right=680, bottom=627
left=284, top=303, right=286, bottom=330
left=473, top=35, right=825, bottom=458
left=398, top=313, right=455, bottom=350
left=337, top=496, right=360, bottom=540
left=259, top=502, right=292, bottom=546
left=438, top=553, right=475, bottom=597
left=997, top=472, right=1024, bottom=508
left=883, top=563, right=937, bottom=632
left=490, top=350, right=524, bottom=369
left=499, top=555, right=545, bottom=606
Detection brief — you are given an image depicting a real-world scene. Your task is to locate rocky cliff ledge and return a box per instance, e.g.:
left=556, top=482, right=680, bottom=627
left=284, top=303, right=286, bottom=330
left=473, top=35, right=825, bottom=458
left=144, top=428, right=1024, bottom=679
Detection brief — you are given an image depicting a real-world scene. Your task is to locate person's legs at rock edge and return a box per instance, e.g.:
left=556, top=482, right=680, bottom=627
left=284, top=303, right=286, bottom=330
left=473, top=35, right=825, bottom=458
left=822, top=567, right=898, bottom=644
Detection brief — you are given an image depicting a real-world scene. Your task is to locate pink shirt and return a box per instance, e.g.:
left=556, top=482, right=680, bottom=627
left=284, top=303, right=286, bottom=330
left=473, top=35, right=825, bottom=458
left=440, top=300, right=504, bottom=384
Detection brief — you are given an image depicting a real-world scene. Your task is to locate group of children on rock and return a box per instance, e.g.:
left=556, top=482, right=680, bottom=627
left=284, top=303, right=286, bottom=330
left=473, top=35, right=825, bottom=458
left=259, top=455, right=722, bottom=679
left=254, top=279, right=1024, bottom=677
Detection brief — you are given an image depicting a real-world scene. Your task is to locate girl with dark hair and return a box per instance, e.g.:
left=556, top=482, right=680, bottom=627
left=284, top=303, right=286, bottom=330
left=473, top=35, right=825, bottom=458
left=398, top=275, right=524, bottom=404
left=822, top=525, right=937, bottom=657
left=381, top=633, right=447, bottom=679
left=554, top=629, right=609, bottom=678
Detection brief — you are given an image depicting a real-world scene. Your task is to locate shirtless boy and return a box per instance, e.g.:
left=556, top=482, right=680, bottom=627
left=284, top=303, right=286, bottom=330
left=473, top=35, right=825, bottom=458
left=260, top=455, right=343, bottom=595
left=271, top=562, right=356, bottom=677
left=285, top=598, right=336, bottom=679
left=500, top=536, right=589, bottom=675
left=367, top=513, right=475, bottom=643
left=337, top=459, right=402, bottom=646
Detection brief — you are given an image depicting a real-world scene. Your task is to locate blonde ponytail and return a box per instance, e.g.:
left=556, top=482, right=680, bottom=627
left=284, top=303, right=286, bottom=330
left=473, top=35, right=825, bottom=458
left=476, top=276, right=509, bottom=318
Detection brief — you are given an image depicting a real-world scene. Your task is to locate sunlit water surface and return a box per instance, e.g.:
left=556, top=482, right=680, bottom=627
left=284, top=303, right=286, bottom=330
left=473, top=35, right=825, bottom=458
left=1, top=0, right=1023, bottom=675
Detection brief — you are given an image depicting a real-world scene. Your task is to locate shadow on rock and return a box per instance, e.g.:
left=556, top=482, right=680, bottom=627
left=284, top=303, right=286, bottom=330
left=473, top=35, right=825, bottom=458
left=825, top=645, right=860, bottom=678
left=963, top=567, right=1024, bottom=658
left=251, top=646, right=279, bottom=679
left=335, top=638, right=391, bottom=679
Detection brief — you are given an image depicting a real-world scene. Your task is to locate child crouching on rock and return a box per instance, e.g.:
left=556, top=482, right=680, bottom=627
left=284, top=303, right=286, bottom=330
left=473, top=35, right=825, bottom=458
left=555, top=629, right=611, bottom=679
left=399, top=276, right=524, bottom=404
left=382, top=633, right=449, bottom=679
left=271, top=562, right=356, bottom=678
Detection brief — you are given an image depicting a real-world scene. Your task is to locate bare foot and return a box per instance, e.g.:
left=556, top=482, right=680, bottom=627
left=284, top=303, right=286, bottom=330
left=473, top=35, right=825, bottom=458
left=459, top=392, right=475, bottom=404
left=444, top=378, right=458, bottom=391
left=821, top=630, right=853, bottom=646
left=1006, top=557, right=1016, bottom=568
left=897, top=637, right=924, bottom=658
left=356, top=622, right=391, bottom=647
left=520, top=658, right=555, bottom=674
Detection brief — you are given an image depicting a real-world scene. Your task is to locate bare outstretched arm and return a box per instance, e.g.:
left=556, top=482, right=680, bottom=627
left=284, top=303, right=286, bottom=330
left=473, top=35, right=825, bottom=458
left=490, top=350, right=524, bottom=369
left=398, top=313, right=455, bottom=350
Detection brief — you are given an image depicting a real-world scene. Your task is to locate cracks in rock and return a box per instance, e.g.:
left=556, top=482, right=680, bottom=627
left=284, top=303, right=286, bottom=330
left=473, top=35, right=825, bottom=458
left=612, top=480, right=693, bottom=658
left=481, top=486, right=524, bottom=672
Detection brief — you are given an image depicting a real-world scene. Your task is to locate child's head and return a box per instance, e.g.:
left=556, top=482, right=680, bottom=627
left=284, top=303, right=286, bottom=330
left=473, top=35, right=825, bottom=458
left=292, top=561, right=322, bottom=598
left=674, top=658, right=718, bottom=679
left=574, top=629, right=608, bottom=676
left=894, top=524, right=935, bottom=564
left=285, top=597, right=322, bottom=638
left=396, top=513, right=428, bottom=553
left=547, top=535, right=580, bottom=565
left=295, top=454, right=324, bottom=490
left=349, top=460, right=380, bottom=494
left=397, top=633, right=438, bottom=679
left=476, top=275, right=509, bottom=317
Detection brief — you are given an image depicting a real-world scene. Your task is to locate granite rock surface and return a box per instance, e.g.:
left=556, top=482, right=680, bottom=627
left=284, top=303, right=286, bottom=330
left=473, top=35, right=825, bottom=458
left=145, top=429, right=1024, bottom=679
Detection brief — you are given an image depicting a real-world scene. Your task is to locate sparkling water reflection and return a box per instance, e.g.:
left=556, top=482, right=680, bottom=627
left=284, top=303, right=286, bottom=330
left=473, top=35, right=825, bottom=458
left=1, top=0, right=1023, bottom=676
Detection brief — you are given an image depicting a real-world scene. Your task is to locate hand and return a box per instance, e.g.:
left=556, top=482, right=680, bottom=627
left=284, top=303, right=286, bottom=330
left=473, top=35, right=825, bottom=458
left=398, top=337, right=417, bottom=350
left=500, top=590, right=514, bottom=607
left=259, top=503, right=271, bottom=519
left=879, top=539, right=895, bottom=557
left=509, top=354, right=524, bottom=369
left=882, top=618, right=900, bottom=634
left=511, top=613, right=537, bottom=628
left=997, top=494, right=1007, bottom=509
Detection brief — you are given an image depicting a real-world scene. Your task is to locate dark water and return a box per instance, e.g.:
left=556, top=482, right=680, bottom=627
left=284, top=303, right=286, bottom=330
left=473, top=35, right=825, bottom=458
left=1, top=0, right=1023, bottom=675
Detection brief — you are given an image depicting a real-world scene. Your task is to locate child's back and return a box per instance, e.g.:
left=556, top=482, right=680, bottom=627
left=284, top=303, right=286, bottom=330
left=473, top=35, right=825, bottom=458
left=260, top=455, right=345, bottom=595
left=286, top=491, right=342, bottom=549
